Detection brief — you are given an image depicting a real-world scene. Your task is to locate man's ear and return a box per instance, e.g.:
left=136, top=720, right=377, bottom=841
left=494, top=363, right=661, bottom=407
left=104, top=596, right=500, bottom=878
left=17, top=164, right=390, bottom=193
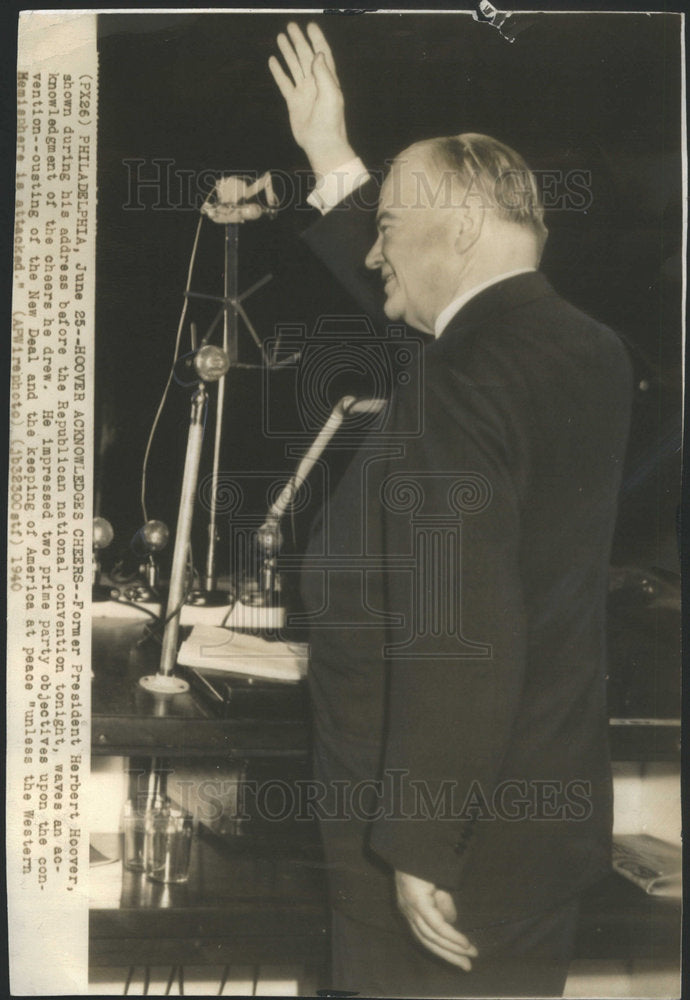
left=454, top=203, right=483, bottom=255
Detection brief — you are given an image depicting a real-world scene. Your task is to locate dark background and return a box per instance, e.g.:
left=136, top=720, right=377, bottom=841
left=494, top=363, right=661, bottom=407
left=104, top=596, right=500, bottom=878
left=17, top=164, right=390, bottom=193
left=95, top=11, right=682, bottom=622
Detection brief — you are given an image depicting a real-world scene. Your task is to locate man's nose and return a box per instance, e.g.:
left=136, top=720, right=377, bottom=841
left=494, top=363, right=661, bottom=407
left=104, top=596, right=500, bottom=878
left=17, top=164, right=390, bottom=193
left=365, top=234, right=383, bottom=271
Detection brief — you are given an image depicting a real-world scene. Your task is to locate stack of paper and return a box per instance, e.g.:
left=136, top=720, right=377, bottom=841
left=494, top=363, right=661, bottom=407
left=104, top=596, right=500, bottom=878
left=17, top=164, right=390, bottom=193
left=177, top=626, right=308, bottom=683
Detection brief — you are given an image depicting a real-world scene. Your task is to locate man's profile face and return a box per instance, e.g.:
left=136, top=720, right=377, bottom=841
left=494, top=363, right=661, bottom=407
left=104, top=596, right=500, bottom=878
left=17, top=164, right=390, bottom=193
left=365, top=150, right=462, bottom=335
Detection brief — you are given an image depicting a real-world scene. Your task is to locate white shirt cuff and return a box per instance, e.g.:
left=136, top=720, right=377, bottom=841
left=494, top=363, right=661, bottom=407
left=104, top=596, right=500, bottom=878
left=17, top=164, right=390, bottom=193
left=307, top=156, right=371, bottom=214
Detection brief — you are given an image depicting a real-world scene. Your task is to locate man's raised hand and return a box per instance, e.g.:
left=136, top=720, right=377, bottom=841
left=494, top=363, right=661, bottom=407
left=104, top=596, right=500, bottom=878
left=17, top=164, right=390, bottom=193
left=268, top=22, right=356, bottom=178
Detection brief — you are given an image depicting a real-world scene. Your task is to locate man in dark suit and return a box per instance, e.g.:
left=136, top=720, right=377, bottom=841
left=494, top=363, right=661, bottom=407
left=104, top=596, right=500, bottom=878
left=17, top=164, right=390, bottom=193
left=270, top=22, right=632, bottom=998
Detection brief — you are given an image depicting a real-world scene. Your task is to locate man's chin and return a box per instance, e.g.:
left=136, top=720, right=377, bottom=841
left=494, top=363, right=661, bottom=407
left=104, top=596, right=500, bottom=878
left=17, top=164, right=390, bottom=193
left=383, top=295, right=404, bottom=322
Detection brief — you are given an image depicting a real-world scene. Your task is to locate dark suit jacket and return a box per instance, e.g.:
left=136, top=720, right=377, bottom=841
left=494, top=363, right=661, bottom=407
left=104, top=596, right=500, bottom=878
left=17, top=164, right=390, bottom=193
left=300, top=187, right=633, bottom=931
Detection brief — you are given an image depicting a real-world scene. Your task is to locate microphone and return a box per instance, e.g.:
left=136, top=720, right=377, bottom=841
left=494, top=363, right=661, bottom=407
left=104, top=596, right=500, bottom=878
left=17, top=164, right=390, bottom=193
left=265, top=396, right=387, bottom=525
left=92, top=517, right=115, bottom=601
left=174, top=345, right=231, bottom=387
left=194, top=344, right=231, bottom=382
left=93, top=516, right=115, bottom=551
left=224, top=395, right=387, bottom=630
left=124, top=520, right=170, bottom=603
left=251, top=396, right=387, bottom=608
left=200, top=171, right=279, bottom=225
left=140, top=519, right=170, bottom=554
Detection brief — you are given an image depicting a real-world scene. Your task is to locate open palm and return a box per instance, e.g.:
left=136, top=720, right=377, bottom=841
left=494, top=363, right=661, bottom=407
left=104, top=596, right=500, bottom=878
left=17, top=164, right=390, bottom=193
left=268, top=22, right=354, bottom=177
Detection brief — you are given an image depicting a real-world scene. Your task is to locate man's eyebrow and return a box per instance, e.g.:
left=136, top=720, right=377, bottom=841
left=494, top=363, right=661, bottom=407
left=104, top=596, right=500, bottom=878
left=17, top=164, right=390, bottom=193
left=376, top=210, right=395, bottom=225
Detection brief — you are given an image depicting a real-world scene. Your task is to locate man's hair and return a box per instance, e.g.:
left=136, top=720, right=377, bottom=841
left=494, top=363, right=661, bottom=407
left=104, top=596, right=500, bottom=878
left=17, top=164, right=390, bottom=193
left=417, top=133, right=549, bottom=257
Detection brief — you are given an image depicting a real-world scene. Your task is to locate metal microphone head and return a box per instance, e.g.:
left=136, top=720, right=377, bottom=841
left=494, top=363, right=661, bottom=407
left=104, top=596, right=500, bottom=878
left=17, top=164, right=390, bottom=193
left=140, top=519, right=170, bottom=553
left=194, top=344, right=231, bottom=382
left=257, top=517, right=283, bottom=555
left=93, top=517, right=114, bottom=551
left=201, top=172, right=280, bottom=224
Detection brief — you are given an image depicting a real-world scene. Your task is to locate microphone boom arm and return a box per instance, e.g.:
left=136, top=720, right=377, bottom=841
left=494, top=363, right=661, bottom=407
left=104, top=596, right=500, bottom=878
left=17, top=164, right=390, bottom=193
left=256, top=395, right=387, bottom=598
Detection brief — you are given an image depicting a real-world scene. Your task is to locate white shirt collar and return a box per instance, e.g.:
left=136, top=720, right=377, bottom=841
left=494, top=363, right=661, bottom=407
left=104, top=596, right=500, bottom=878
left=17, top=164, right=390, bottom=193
left=433, top=268, right=536, bottom=338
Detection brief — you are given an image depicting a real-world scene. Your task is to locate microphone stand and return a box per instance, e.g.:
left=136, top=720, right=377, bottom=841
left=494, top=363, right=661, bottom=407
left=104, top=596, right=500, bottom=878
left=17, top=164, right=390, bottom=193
left=197, top=173, right=278, bottom=604
left=138, top=173, right=279, bottom=691
left=139, top=348, right=230, bottom=695
left=203, top=223, right=238, bottom=602
left=139, top=385, right=207, bottom=694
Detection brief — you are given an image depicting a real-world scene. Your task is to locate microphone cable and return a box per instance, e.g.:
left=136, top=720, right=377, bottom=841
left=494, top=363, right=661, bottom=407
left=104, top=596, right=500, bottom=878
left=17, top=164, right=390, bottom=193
left=140, top=210, right=206, bottom=524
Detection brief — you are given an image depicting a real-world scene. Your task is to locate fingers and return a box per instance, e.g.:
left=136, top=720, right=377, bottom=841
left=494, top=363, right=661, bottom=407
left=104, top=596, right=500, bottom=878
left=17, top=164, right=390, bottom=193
left=418, top=905, right=477, bottom=955
left=405, top=907, right=475, bottom=970
left=287, top=21, right=315, bottom=75
left=267, top=55, right=294, bottom=100
left=434, top=889, right=458, bottom=925
left=277, top=31, right=304, bottom=83
left=311, top=50, right=337, bottom=96
left=395, top=873, right=477, bottom=969
left=398, top=879, right=475, bottom=954
left=415, top=903, right=477, bottom=956
left=306, top=21, right=339, bottom=79
left=273, top=22, right=339, bottom=95
left=408, top=922, right=473, bottom=971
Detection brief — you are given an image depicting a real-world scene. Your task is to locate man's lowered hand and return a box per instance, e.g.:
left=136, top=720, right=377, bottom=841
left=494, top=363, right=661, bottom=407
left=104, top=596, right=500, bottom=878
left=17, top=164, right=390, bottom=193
left=395, top=870, right=478, bottom=970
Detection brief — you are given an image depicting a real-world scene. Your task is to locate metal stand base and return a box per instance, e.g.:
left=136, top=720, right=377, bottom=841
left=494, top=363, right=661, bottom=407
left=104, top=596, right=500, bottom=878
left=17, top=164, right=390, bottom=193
left=139, top=674, right=190, bottom=695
